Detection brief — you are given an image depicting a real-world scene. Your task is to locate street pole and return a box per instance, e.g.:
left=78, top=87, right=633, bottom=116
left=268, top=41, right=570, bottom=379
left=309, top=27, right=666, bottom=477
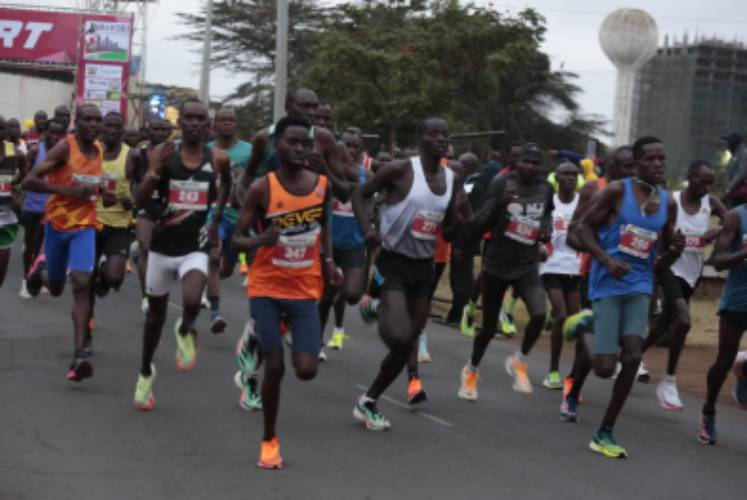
left=199, top=0, right=213, bottom=104
left=273, top=0, right=289, bottom=122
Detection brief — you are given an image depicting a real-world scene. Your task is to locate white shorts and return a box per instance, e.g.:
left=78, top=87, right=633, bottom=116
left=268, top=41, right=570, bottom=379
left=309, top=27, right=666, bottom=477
left=146, top=251, right=208, bottom=297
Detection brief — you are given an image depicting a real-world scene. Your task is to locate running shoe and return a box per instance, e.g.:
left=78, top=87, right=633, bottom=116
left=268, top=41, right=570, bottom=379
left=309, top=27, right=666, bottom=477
left=457, top=363, right=479, bottom=401
left=562, top=309, right=593, bottom=342
left=18, top=279, right=31, bottom=299
left=200, top=293, right=210, bottom=309
left=637, top=361, right=650, bottom=383
left=210, top=314, right=227, bottom=335
left=563, top=376, right=583, bottom=404
left=326, top=327, right=349, bottom=350
left=559, top=394, right=579, bottom=422
left=656, top=376, right=683, bottom=410
left=66, top=355, right=93, bottom=382
left=318, top=348, right=327, bottom=362
left=542, top=370, right=563, bottom=390
left=499, top=310, right=517, bottom=338
left=460, top=303, right=476, bottom=338
left=589, top=429, right=628, bottom=458
left=134, top=365, right=156, bottom=411
left=174, top=318, right=197, bottom=372
left=258, top=437, right=283, bottom=469
left=236, top=321, right=261, bottom=374
left=418, top=335, right=431, bottom=364
left=141, top=297, right=150, bottom=315
left=407, top=376, right=428, bottom=405
left=25, top=254, right=45, bottom=297
left=732, top=351, right=747, bottom=407
left=353, top=399, right=391, bottom=431
left=505, top=354, right=532, bottom=393
left=233, top=371, right=262, bottom=411
left=698, top=413, right=717, bottom=445
left=358, top=295, right=379, bottom=324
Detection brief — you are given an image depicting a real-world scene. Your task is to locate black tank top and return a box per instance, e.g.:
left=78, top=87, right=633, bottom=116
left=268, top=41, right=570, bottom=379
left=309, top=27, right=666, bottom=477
left=150, top=145, right=217, bottom=256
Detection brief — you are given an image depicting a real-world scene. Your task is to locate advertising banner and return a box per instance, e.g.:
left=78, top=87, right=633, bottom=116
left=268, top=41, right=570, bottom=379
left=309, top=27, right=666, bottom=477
left=0, top=8, right=80, bottom=66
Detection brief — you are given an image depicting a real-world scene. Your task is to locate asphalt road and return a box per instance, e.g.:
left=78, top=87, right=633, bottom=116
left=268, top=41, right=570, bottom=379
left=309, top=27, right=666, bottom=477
left=1, top=246, right=745, bottom=500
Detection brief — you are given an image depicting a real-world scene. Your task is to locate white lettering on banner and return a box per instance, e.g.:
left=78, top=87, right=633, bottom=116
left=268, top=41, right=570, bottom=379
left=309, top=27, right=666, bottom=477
left=0, top=174, right=12, bottom=196
left=618, top=224, right=658, bottom=259
left=0, top=21, right=53, bottom=49
left=411, top=209, right=444, bottom=240
left=504, top=214, right=540, bottom=245
left=168, top=180, right=209, bottom=211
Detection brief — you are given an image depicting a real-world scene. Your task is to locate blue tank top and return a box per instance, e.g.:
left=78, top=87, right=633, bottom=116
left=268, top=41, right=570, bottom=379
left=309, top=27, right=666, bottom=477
left=589, top=177, right=668, bottom=300
left=719, top=205, right=747, bottom=312
left=22, top=142, right=51, bottom=213
left=331, top=165, right=366, bottom=251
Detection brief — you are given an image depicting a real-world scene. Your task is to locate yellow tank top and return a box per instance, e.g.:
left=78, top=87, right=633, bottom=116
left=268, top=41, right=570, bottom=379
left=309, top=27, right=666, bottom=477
left=97, top=144, right=132, bottom=228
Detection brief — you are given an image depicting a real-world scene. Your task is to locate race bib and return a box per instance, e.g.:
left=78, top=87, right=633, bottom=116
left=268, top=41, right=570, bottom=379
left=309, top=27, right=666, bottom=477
left=618, top=224, right=658, bottom=259
left=168, top=180, right=209, bottom=211
left=332, top=199, right=354, bottom=217
left=102, top=173, right=118, bottom=193
left=683, top=231, right=706, bottom=253
left=553, top=215, right=571, bottom=234
left=0, top=174, right=12, bottom=197
left=72, top=173, right=100, bottom=200
left=504, top=214, right=540, bottom=245
left=411, top=210, right=444, bottom=241
left=271, top=230, right=318, bottom=269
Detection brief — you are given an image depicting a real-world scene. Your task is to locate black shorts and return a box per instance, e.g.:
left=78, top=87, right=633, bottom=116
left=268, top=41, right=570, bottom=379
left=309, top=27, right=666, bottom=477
left=97, top=226, right=133, bottom=259
left=657, top=268, right=695, bottom=304
left=541, top=273, right=581, bottom=293
left=375, top=249, right=434, bottom=299
left=19, top=210, right=44, bottom=230
left=333, top=247, right=365, bottom=271
left=719, top=309, right=747, bottom=332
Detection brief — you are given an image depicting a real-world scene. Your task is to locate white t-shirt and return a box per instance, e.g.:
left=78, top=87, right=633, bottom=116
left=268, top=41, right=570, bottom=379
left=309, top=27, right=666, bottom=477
left=540, top=193, right=581, bottom=276
left=671, top=191, right=711, bottom=288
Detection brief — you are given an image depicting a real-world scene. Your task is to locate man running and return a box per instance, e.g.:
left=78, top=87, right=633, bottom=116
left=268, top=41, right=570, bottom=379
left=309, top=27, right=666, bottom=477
left=53, top=105, right=71, bottom=132
left=204, top=107, right=252, bottom=333
left=19, top=120, right=66, bottom=297
left=316, top=103, right=333, bottom=130
left=643, top=160, right=726, bottom=410
left=539, top=161, right=581, bottom=390
left=232, top=115, right=339, bottom=468
left=562, top=136, right=682, bottom=458
left=132, top=98, right=231, bottom=410
left=458, top=143, right=553, bottom=399
left=25, top=110, right=48, bottom=147
left=23, top=104, right=114, bottom=380
left=7, top=118, right=27, bottom=154
left=0, top=115, right=26, bottom=288
left=351, top=117, right=467, bottom=430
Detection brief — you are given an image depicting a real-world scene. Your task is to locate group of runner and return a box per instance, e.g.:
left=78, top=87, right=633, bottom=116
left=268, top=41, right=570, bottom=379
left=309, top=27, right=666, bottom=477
left=2, top=86, right=746, bottom=468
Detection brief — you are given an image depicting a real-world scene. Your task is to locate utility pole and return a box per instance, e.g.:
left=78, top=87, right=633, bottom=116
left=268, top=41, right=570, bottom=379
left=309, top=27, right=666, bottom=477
left=273, top=0, right=289, bottom=121
left=199, top=0, right=213, bottom=104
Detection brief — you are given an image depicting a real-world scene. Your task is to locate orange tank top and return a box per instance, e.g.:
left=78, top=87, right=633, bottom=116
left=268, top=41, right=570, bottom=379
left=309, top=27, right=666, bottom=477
left=248, top=172, right=328, bottom=300
left=45, top=134, right=103, bottom=231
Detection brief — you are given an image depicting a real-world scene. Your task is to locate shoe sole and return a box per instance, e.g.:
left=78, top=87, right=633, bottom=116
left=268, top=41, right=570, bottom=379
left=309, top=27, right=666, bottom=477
left=134, top=395, right=154, bottom=411
left=257, top=460, right=283, bottom=469
left=698, top=434, right=716, bottom=445
left=353, top=407, right=390, bottom=431
left=559, top=414, right=578, bottom=423
left=211, top=318, right=227, bottom=335
left=543, top=381, right=563, bottom=390
left=589, top=441, right=627, bottom=458
left=657, top=393, right=684, bottom=411
left=418, top=356, right=431, bottom=364
left=408, top=391, right=427, bottom=405
left=457, top=390, right=477, bottom=401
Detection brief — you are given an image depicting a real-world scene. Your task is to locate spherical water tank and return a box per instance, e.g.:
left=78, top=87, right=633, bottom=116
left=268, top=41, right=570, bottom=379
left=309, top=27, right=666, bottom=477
left=599, top=8, right=659, bottom=69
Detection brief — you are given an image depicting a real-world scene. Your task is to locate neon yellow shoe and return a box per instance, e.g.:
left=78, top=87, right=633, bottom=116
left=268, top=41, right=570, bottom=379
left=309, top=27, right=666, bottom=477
left=589, top=429, right=628, bottom=458
left=327, top=328, right=349, bottom=350
left=174, top=318, right=197, bottom=372
left=563, top=309, right=593, bottom=342
left=134, top=365, right=156, bottom=411
left=460, top=303, right=476, bottom=338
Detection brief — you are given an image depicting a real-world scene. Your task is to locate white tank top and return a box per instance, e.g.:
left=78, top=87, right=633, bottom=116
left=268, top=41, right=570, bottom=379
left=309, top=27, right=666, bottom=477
left=540, top=193, right=581, bottom=276
left=671, top=191, right=711, bottom=287
left=380, top=156, right=454, bottom=259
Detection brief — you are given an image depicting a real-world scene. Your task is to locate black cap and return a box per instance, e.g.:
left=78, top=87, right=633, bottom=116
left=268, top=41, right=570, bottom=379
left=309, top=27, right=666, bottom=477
left=521, top=142, right=542, bottom=159
left=721, top=132, right=743, bottom=146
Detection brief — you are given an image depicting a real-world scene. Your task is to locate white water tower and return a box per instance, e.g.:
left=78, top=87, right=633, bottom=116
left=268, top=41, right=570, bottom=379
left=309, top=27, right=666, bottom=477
left=599, top=8, right=659, bottom=146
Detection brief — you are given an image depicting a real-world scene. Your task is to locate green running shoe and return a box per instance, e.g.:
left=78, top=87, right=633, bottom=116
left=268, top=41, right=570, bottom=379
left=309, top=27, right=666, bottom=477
left=236, top=321, right=261, bottom=374
left=353, top=399, right=391, bottom=431
left=542, top=370, right=563, bottom=390
left=460, top=303, right=476, bottom=338
left=327, top=328, right=349, bottom=350
left=233, top=371, right=263, bottom=411
left=589, top=429, right=628, bottom=458
left=134, top=365, right=156, bottom=411
left=174, top=318, right=197, bottom=372
left=499, top=310, right=517, bottom=337
left=562, top=309, right=593, bottom=342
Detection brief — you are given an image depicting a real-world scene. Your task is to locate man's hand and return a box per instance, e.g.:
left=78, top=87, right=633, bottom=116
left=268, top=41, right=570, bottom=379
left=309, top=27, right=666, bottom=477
left=259, top=223, right=281, bottom=247
left=704, top=227, right=721, bottom=244
left=538, top=226, right=551, bottom=244
left=119, top=196, right=134, bottom=211
left=325, top=259, right=343, bottom=288
left=66, top=184, right=92, bottom=201
left=602, top=255, right=630, bottom=279
left=500, top=185, right=516, bottom=207
left=539, top=244, right=550, bottom=262
left=306, top=151, right=326, bottom=174
left=671, top=229, right=686, bottom=254
left=147, top=140, right=175, bottom=178
left=364, top=227, right=381, bottom=249
left=101, top=188, right=117, bottom=207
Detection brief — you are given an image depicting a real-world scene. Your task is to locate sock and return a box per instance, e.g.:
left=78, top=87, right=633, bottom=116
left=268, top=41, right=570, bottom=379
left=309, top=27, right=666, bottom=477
left=333, top=326, right=344, bottom=335
left=505, top=295, right=517, bottom=314
left=359, top=394, right=376, bottom=406
left=408, top=365, right=418, bottom=379
left=515, top=351, right=526, bottom=363
left=209, top=296, right=220, bottom=316
left=664, top=374, right=676, bottom=383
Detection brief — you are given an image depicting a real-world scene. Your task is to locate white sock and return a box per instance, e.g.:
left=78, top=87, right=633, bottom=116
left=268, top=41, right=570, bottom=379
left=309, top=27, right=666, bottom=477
left=359, top=394, right=375, bottom=405
left=664, top=374, right=676, bottom=383
left=333, top=326, right=344, bottom=335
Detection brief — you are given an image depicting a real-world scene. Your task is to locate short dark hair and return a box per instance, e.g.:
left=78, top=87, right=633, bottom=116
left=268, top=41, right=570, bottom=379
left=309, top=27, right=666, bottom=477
left=632, top=136, right=662, bottom=160
left=75, top=103, right=100, bottom=117
left=104, top=111, right=124, bottom=122
left=416, top=117, right=446, bottom=137
left=47, top=119, right=65, bottom=130
left=179, top=97, right=204, bottom=114
left=274, top=115, right=311, bottom=141
left=341, top=126, right=362, bottom=138
left=285, top=87, right=316, bottom=107
left=688, top=159, right=712, bottom=176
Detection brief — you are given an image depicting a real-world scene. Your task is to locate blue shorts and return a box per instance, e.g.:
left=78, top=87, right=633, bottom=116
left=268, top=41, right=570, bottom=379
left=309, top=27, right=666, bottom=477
left=44, top=224, right=96, bottom=283
left=249, top=297, right=321, bottom=355
left=591, top=293, right=650, bottom=354
left=218, top=218, right=238, bottom=267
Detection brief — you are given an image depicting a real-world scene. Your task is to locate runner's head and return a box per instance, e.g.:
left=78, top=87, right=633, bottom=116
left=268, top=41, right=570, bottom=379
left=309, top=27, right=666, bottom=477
left=516, top=143, right=542, bottom=182
left=507, top=143, right=522, bottom=169
left=374, top=150, right=391, bottom=173
left=633, top=136, right=665, bottom=185
left=178, top=98, right=209, bottom=146
left=74, top=104, right=103, bottom=145
left=7, top=118, right=21, bottom=143
left=34, top=110, right=48, bottom=133
left=285, top=87, right=319, bottom=124
left=149, top=119, right=172, bottom=146
left=316, top=103, right=332, bottom=130
left=123, top=126, right=140, bottom=148
left=0, top=115, right=7, bottom=142
left=606, top=145, right=634, bottom=181
left=274, top=115, right=313, bottom=171
left=555, top=161, right=579, bottom=196
left=458, top=152, right=479, bottom=177
left=53, top=105, right=71, bottom=132
left=417, top=117, right=449, bottom=159
left=102, top=112, right=125, bottom=150
left=686, top=159, right=715, bottom=199
left=214, top=107, right=238, bottom=141
left=45, top=120, right=66, bottom=149
left=341, top=127, right=363, bottom=164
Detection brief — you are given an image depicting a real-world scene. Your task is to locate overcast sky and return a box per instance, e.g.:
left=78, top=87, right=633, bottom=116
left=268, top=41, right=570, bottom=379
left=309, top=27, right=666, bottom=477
left=28, top=0, right=747, bottom=125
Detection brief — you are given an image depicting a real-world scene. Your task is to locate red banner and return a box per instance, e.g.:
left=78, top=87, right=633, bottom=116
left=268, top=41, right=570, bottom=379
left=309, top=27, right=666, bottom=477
left=0, top=8, right=80, bottom=66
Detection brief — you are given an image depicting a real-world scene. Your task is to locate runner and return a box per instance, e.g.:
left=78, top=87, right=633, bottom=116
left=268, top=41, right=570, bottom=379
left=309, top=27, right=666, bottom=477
left=643, top=160, right=726, bottom=410
left=126, top=118, right=172, bottom=313
left=458, top=143, right=553, bottom=400
left=0, top=115, right=26, bottom=289
left=351, top=117, right=467, bottom=429
left=205, top=107, right=252, bottom=333
left=22, top=104, right=114, bottom=381
left=315, top=103, right=333, bottom=130
left=52, top=105, right=71, bottom=132
left=232, top=115, right=339, bottom=468
left=19, top=120, right=66, bottom=298
left=131, top=98, right=231, bottom=410
left=562, top=136, right=682, bottom=458
left=698, top=200, right=747, bottom=444
left=24, top=110, right=48, bottom=147
left=123, top=127, right=140, bottom=148
left=7, top=118, right=27, bottom=154
left=539, top=161, right=581, bottom=390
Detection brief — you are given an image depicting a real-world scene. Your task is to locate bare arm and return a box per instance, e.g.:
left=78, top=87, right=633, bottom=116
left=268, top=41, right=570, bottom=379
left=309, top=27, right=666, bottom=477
left=655, top=196, right=684, bottom=269
left=135, top=141, right=173, bottom=207
left=320, top=182, right=342, bottom=287
left=351, top=159, right=408, bottom=247
left=442, top=176, right=471, bottom=242
left=211, top=149, right=232, bottom=220
left=241, top=129, right=268, bottom=188
left=21, top=139, right=76, bottom=197
left=708, top=209, right=747, bottom=271
left=23, top=145, right=38, bottom=179
left=567, top=180, right=599, bottom=251
left=231, top=177, right=278, bottom=253
left=470, top=173, right=510, bottom=236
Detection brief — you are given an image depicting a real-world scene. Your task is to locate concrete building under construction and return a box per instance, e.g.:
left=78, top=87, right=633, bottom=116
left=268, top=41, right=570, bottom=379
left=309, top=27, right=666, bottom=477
left=632, top=36, right=747, bottom=181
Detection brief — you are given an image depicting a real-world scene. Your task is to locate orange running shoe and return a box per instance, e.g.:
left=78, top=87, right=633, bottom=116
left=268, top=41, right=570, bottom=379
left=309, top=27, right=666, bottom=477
left=458, top=363, right=479, bottom=401
left=240, top=262, right=248, bottom=274
left=563, top=376, right=583, bottom=404
left=407, top=376, right=427, bottom=405
left=505, top=354, right=532, bottom=393
left=258, top=437, right=283, bottom=469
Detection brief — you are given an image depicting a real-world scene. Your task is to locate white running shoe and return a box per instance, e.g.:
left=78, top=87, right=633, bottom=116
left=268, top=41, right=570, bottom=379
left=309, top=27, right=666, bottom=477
left=637, top=361, right=651, bottom=383
left=200, top=292, right=210, bottom=309
left=141, top=297, right=150, bottom=315
left=656, top=376, right=683, bottom=410
left=18, top=279, right=32, bottom=299
left=318, top=348, right=327, bottom=362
